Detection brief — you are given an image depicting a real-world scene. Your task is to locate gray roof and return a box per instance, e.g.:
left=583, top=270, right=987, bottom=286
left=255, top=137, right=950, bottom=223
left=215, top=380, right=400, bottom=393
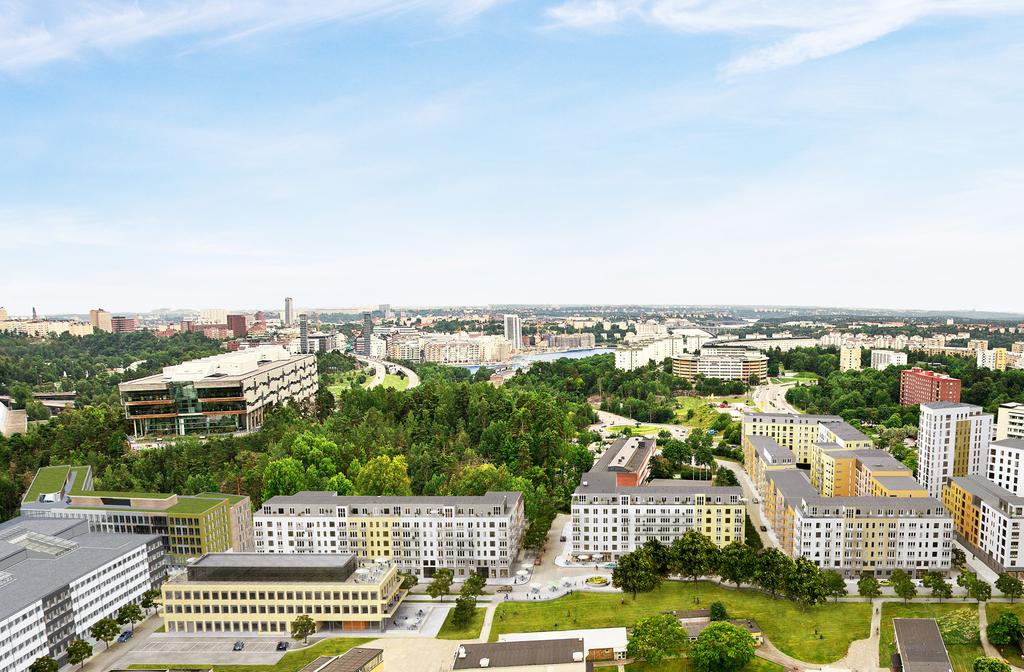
left=949, top=474, right=1024, bottom=510
left=893, top=618, right=953, bottom=672
left=747, top=435, right=795, bottom=464
left=261, top=491, right=521, bottom=511
left=0, top=516, right=160, bottom=622
left=993, top=438, right=1024, bottom=451
left=191, top=553, right=356, bottom=569
left=920, top=401, right=980, bottom=411
left=298, top=650, right=383, bottom=672
left=770, top=471, right=945, bottom=515
left=822, top=421, right=870, bottom=442
left=184, top=553, right=359, bottom=583
left=594, top=437, right=654, bottom=473
left=453, top=639, right=586, bottom=669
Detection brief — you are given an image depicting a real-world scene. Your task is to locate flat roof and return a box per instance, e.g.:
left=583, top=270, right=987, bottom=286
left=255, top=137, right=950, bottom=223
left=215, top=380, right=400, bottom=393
left=500, top=627, right=626, bottom=651
left=893, top=618, right=953, bottom=672
left=453, top=639, right=585, bottom=670
left=298, top=650, right=383, bottom=672
left=119, top=346, right=313, bottom=391
left=184, top=553, right=361, bottom=584
left=262, top=491, right=520, bottom=510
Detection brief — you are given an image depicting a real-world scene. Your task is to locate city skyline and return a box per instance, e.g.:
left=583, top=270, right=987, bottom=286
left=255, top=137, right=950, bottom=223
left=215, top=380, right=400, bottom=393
left=3, top=1, right=1024, bottom=312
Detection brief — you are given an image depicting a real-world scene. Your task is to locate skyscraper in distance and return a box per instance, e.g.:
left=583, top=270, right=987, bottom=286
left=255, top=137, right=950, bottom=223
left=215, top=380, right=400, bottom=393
left=361, top=312, right=373, bottom=356
left=299, top=313, right=309, bottom=354
left=504, top=314, right=522, bottom=351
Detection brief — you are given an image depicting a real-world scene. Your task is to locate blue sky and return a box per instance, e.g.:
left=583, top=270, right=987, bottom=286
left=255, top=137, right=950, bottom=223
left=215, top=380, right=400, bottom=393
left=2, top=0, right=1023, bottom=314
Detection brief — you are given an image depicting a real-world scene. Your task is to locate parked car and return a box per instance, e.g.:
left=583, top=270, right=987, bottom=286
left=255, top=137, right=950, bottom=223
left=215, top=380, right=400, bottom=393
left=603, top=562, right=617, bottom=569
left=276, top=641, right=289, bottom=651
left=496, top=586, right=513, bottom=593
left=759, top=525, right=767, bottom=532
left=116, top=631, right=133, bottom=643
left=233, top=641, right=245, bottom=651
left=559, top=535, right=566, bottom=542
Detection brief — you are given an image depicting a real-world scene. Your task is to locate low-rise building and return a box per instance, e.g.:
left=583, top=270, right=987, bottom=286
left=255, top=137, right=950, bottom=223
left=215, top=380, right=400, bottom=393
left=255, top=492, right=525, bottom=580
left=870, top=350, right=908, bottom=370
left=891, top=618, right=953, bottom=672
left=451, top=639, right=587, bottom=672
left=297, top=649, right=383, bottom=672
left=500, top=628, right=627, bottom=662
left=944, top=475, right=1024, bottom=575
left=161, top=553, right=405, bottom=635
left=0, top=517, right=166, bottom=672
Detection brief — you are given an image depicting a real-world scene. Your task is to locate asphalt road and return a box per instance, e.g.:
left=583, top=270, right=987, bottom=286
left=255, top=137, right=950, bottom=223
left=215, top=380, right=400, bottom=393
left=752, top=381, right=799, bottom=414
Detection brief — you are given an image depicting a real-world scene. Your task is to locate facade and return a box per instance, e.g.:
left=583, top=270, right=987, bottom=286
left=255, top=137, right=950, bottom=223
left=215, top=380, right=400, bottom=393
left=284, top=297, right=294, bottom=326
left=199, top=308, right=228, bottom=325
left=161, top=553, right=405, bottom=635
left=89, top=309, right=112, bottom=333
left=986, top=438, right=1024, bottom=496
left=0, top=517, right=166, bottom=672
left=21, top=465, right=254, bottom=566
left=572, top=438, right=744, bottom=560
left=615, top=331, right=712, bottom=371
left=916, top=402, right=992, bottom=499
left=741, top=412, right=849, bottom=465
left=361, top=313, right=373, bottom=356
left=452, top=639, right=587, bottom=672
left=671, top=348, right=769, bottom=383
left=110, top=315, right=138, bottom=333
left=549, top=333, right=596, bottom=350
left=870, top=349, right=908, bottom=370
left=255, top=491, right=525, bottom=579
left=503, top=314, right=523, bottom=351
left=227, top=314, right=250, bottom=338
left=899, top=367, right=961, bottom=406
left=839, top=346, right=861, bottom=371
left=977, top=347, right=1009, bottom=371
left=118, top=345, right=318, bottom=437
left=997, top=402, right=1024, bottom=441
left=944, top=475, right=1024, bottom=576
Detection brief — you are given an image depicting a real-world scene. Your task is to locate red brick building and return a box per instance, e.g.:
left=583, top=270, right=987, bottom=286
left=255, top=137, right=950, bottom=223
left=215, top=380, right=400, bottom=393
left=900, top=367, right=961, bottom=406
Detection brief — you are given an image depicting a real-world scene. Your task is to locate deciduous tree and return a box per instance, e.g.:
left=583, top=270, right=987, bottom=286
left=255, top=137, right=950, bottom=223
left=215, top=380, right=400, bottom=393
left=626, top=614, right=688, bottom=666
left=690, top=621, right=756, bottom=672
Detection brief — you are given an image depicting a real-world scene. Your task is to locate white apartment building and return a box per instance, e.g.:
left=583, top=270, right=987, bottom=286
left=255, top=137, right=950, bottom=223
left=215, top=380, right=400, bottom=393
left=871, top=350, right=908, bottom=370
left=944, top=475, right=1024, bottom=575
left=254, top=492, right=525, bottom=580
left=917, top=402, right=993, bottom=499
left=0, top=518, right=166, bottom=672
left=977, top=347, right=1010, bottom=371
left=199, top=308, right=229, bottom=325
left=986, top=439, right=1024, bottom=497
left=614, top=330, right=712, bottom=371
left=503, top=314, right=523, bottom=352
left=997, top=403, right=1024, bottom=441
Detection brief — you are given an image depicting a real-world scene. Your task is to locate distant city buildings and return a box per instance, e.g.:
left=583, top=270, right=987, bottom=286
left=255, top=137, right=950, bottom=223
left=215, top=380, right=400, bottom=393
left=671, top=347, right=768, bottom=382
left=89, top=308, right=112, bottom=332
left=839, top=346, right=861, bottom=371
left=614, top=329, right=712, bottom=371
left=870, top=349, right=907, bottom=370
left=977, top=347, right=1010, bottom=371
left=284, top=297, right=294, bottom=326
left=504, top=314, right=522, bottom=351
left=899, top=367, right=961, bottom=406
left=227, top=313, right=250, bottom=338
left=199, top=308, right=228, bottom=325
left=548, top=332, right=596, bottom=350
left=118, top=345, right=318, bottom=437
left=916, top=402, right=992, bottom=499
left=111, top=315, right=138, bottom=333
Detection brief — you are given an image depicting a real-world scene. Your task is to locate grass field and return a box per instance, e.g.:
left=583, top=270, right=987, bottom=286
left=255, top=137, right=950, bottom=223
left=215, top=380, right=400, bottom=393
left=986, top=603, right=1024, bottom=667
left=128, top=637, right=374, bottom=672
left=491, top=581, right=870, bottom=664
left=437, top=607, right=486, bottom=640
left=381, top=373, right=410, bottom=391
left=608, top=425, right=662, bottom=435
left=771, top=371, right=820, bottom=385
left=878, top=603, right=984, bottom=672
left=673, top=397, right=729, bottom=429
left=625, top=657, right=784, bottom=672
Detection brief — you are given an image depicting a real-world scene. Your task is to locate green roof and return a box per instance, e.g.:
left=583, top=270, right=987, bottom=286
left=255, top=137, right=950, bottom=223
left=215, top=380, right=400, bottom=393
left=72, top=490, right=174, bottom=499
left=23, top=465, right=71, bottom=503
left=195, top=492, right=248, bottom=504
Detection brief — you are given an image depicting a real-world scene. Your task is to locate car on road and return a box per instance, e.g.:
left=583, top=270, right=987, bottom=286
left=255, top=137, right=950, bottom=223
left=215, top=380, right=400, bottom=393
left=276, top=641, right=289, bottom=651
left=233, top=641, right=245, bottom=651
left=559, top=535, right=566, bottom=542
left=496, top=586, right=513, bottom=593
left=603, top=562, right=617, bottom=569
left=759, top=525, right=767, bottom=532
left=117, top=631, right=133, bottom=643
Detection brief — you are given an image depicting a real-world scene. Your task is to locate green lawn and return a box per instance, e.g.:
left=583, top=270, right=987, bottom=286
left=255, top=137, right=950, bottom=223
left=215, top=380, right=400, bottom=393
left=381, top=373, right=410, bottom=391
left=609, top=425, right=662, bottom=435
left=626, top=657, right=783, bottom=672
left=128, top=637, right=374, bottom=672
left=879, top=603, right=984, bottom=672
left=673, top=397, right=735, bottom=429
left=986, top=603, right=1024, bottom=667
left=492, top=581, right=870, bottom=664
left=24, top=465, right=71, bottom=502
left=437, top=607, right=486, bottom=640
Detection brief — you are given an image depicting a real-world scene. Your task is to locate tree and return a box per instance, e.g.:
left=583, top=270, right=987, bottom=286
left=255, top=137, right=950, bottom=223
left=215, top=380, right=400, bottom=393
left=959, top=570, right=979, bottom=600
left=970, top=578, right=992, bottom=603
left=717, top=542, right=755, bottom=589
left=690, top=621, right=756, bottom=672
left=141, top=589, right=161, bottom=614
left=262, top=457, right=307, bottom=500
left=427, top=568, right=453, bottom=602
left=923, top=572, right=953, bottom=602
left=891, top=570, right=918, bottom=604
left=821, top=570, right=848, bottom=602
left=451, top=592, right=478, bottom=628
left=613, top=550, right=661, bottom=599
left=671, top=530, right=719, bottom=586
left=28, top=658, right=58, bottom=672
left=857, top=575, right=882, bottom=599
left=709, top=602, right=728, bottom=621
left=973, top=657, right=1012, bottom=672
left=996, top=573, right=1024, bottom=603
left=400, top=572, right=419, bottom=590
left=354, top=455, right=413, bottom=496
left=291, top=614, right=316, bottom=643
left=784, top=557, right=828, bottom=607
left=90, top=617, right=120, bottom=649
left=641, top=539, right=672, bottom=578
left=626, top=614, right=688, bottom=666
left=952, top=546, right=967, bottom=569
left=754, top=548, right=792, bottom=599
left=67, top=639, right=93, bottom=669
left=117, top=603, right=143, bottom=632
left=986, top=612, right=1022, bottom=647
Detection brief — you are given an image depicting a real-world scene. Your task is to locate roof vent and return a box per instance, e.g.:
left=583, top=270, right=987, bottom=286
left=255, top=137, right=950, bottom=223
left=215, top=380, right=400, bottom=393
left=479, top=658, right=489, bottom=668
left=572, top=652, right=584, bottom=662
left=458, top=647, right=466, bottom=658
left=582, top=480, right=588, bottom=487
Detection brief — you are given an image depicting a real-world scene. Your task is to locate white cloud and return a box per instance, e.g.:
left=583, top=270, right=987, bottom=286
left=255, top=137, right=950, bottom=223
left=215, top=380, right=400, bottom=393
left=544, top=0, right=1024, bottom=74
left=0, top=0, right=504, bottom=72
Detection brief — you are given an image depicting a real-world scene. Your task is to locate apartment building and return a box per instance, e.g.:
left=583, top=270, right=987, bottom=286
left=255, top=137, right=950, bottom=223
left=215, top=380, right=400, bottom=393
left=741, top=412, right=855, bottom=465
left=944, top=475, right=1024, bottom=576
left=161, top=553, right=405, bottom=635
left=977, top=347, right=1009, bottom=371
left=899, top=368, right=961, bottom=406
left=986, top=438, right=1024, bottom=497
left=503, top=314, right=522, bottom=351
left=839, top=347, right=862, bottom=372
left=0, top=517, right=166, bottom=672
left=21, top=465, right=254, bottom=566
left=614, top=330, right=712, bottom=371
left=118, top=345, right=318, bottom=437
left=870, top=350, right=908, bottom=370
left=808, top=444, right=926, bottom=499
left=571, top=438, right=744, bottom=560
left=671, top=348, right=769, bottom=383
left=88, top=309, right=112, bottom=333
left=916, top=402, right=993, bottom=499
left=255, top=492, right=525, bottom=580
left=996, top=402, right=1024, bottom=441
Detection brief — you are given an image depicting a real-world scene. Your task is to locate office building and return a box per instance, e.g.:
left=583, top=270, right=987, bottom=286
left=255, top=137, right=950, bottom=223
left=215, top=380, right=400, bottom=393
left=572, top=437, right=744, bottom=560
left=255, top=491, right=525, bottom=579
left=227, top=314, right=250, bottom=338
left=111, top=315, right=138, bottom=333
left=199, top=308, right=228, bottom=325
left=944, top=475, right=1024, bottom=575
left=503, top=314, right=522, bottom=351
left=88, top=308, right=112, bottom=333
left=870, top=349, right=908, bottom=370
left=118, top=345, right=317, bottom=437
left=452, top=639, right=588, bottom=671
left=284, top=297, right=295, bottom=326
left=891, top=619, right=953, bottom=672
left=997, top=402, right=1024, bottom=441
left=161, top=553, right=405, bottom=635
left=361, top=313, right=373, bottom=356
left=0, top=517, right=166, bottom=672
left=20, top=465, right=254, bottom=566
left=916, top=402, right=992, bottom=499
left=839, top=346, right=861, bottom=371
left=977, top=347, right=1009, bottom=371
left=899, top=367, right=962, bottom=406
left=671, top=348, right=769, bottom=383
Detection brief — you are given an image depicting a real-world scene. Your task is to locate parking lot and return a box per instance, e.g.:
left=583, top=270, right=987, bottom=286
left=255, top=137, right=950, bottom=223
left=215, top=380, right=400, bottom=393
left=125, top=636, right=289, bottom=666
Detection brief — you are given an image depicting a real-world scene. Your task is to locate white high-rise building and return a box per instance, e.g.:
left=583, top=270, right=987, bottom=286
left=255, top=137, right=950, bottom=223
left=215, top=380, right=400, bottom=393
left=917, top=402, right=993, bottom=499
left=504, top=314, right=522, bottom=351
left=199, top=308, right=228, bottom=325
left=284, top=297, right=294, bottom=326
left=986, top=438, right=1024, bottom=497
left=871, top=350, right=908, bottom=370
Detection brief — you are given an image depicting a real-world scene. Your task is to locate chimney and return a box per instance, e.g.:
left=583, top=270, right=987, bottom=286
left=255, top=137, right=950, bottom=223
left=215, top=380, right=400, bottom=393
left=458, top=647, right=466, bottom=658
